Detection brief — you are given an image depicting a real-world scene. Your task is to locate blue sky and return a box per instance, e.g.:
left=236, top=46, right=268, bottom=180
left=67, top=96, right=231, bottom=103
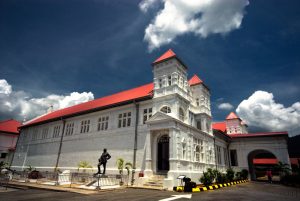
left=0, top=0, right=300, bottom=135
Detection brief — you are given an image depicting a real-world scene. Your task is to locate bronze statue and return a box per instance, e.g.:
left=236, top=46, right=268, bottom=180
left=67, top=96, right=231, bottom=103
left=95, top=148, right=111, bottom=175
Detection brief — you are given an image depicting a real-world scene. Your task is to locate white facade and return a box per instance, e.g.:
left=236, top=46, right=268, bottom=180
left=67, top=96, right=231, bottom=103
left=11, top=50, right=290, bottom=189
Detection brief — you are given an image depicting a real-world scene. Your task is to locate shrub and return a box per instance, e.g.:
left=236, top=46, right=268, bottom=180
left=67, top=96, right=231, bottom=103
left=241, top=169, right=249, bottom=180
left=235, top=171, right=242, bottom=180
left=216, top=172, right=226, bottom=184
left=200, top=171, right=214, bottom=187
left=226, top=168, right=235, bottom=182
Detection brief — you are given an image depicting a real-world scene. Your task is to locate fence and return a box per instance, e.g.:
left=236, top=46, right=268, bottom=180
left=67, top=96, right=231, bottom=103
left=9, top=170, right=128, bottom=189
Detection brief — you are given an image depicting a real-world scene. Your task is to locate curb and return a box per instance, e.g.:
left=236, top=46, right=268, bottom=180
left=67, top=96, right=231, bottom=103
left=173, top=180, right=249, bottom=193
left=7, top=181, right=120, bottom=195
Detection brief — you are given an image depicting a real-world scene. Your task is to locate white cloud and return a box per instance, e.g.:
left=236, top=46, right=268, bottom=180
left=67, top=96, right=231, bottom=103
left=218, top=103, right=234, bottom=110
left=0, top=79, right=94, bottom=121
left=236, top=90, right=300, bottom=136
left=0, top=79, right=12, bottom=95
left=139, top=0, right=160, bottom=13
left=140, top=0, right=249, bottom=51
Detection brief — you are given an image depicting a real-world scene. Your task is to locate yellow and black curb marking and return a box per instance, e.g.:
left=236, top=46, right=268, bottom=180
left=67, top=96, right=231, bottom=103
left=173, top=180, right=249, bottom=192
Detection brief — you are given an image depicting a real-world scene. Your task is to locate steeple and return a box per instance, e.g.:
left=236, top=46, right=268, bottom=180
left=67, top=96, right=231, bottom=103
left=153, top=49, right=176, bottom=64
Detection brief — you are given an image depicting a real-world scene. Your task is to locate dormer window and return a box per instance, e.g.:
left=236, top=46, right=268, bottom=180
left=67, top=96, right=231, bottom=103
left=161, top=106, right=171, bottom=113
left=168, top=75, right=172, bottom=86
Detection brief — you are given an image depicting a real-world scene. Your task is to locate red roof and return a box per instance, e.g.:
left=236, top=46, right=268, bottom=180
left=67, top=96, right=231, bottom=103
left=22, top=74, right=203, bottom=128
left=0, top=119, right=21, bottom=134
left=253, top=158, right=278, bottom=165
left=23, top=83, right=154, bottom=127
left=153, top=49, right=176, bottom=64
left=189, top=74, right=203, bottom=86
left=226, top=112, right=239, bottom=120
left=212, top=122, right=226, bottom=132
left=230, top=131, right=288, bottom=138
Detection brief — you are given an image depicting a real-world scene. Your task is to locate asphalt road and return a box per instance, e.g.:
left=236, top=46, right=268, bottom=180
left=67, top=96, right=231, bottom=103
left=1, top=182, right=300, bottom=201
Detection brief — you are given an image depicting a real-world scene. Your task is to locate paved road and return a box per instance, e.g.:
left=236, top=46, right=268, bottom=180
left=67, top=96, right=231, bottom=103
left=1, top=182, right=300, bottom=201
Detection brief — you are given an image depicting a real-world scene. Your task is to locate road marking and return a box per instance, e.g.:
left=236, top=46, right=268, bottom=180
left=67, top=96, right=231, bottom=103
left=159, top=194, right=192, bottom=201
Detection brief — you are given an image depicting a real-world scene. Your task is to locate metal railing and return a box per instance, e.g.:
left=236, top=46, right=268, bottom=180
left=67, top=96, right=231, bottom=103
left=9, top=171, right=129, bottom=189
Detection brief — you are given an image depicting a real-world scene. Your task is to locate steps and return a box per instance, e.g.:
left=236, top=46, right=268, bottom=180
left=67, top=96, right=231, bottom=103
left=143, top=175, right=166, bottom=189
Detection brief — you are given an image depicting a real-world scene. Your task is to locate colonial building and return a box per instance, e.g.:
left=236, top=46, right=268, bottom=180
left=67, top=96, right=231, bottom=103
left=0, top=119, right=21, bottom=164
left=11, top=49, right=290, bottom=189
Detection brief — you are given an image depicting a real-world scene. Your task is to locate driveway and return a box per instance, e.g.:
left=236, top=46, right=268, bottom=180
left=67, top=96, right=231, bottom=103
left=0, top=182, right=299, bottom=201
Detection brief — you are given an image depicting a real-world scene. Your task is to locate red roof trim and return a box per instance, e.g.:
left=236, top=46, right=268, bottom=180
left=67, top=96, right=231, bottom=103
left=253, top=159, right=278, bottom=165
left=226, top=112, right=240, bottom=120
left=0, top=119, right=21, bottom=134
left=212, top=122, right=227, bottom=132
left=152, top=49, right=188, bottom=69
left=153, top=49, right=176, bottom=64
left=231, top=131, right=288, bottom=138
left=188, top=74, right=203, bottom=86
left=22, top=83, right=154, bottom=128
left=22, top=74, right=202, bottom=128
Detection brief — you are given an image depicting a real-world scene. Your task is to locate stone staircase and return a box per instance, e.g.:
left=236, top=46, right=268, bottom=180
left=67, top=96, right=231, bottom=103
left=143, top=175, right=166, bottom=189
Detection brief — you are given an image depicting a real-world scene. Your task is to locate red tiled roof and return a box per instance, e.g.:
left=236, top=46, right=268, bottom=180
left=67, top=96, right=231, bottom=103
left=226, top=112, right=239, bottom=120
left=22, top=74, right=203, bottom=128
left=212, top=122, right=226, bottom=132
left=230, top=131, right=288, bottom=138
left=23, top=83, right=154, bottom=127
left=253, top=158, right=278, bottom=165
left=153, top=49, right=176, bottom=64
left=0, top=119, right=21, bottom=134
left=189, top=74, right=203, bottom=86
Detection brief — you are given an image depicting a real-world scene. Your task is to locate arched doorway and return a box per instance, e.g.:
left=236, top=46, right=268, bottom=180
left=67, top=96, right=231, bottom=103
left=157, top=135, right=169, bottom=173
left=248, top=149, right=278, bottom=181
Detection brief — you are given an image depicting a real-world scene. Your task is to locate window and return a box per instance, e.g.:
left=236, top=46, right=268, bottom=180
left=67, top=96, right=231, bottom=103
left=179, top=108, right=184, bottom=121
left=206, top=121, right=210, bottom=132
left=197, top=121, right=202, bottom=130
left=118, top=112, right=131, bottom=128
left=0, top=153, right=7, bottom=159
left=32, top=129, right=38, bottom=141
left=223, top=148, right=229, bottom=166
left=194, top=138, right=204, bottom=162
left=216, top=146, right=222, bottom=164
left=230, top=149, right=238, bottom=166
left=98, top=116, right=109, bottom=131
left=42, top=128, right=49, bottom=139
left=182, top=143, right=186, bottom=160
left=159, top=78, right=163, bottom=88
left=160, top=106, right=171, bottom=113
left=65, top=122, right=74, bottom=136
left=196, top=98, right=199, bottom=106
left=143, top=108, right=152, bottom=124
left=80, top=120, right=90, bottom=133
left=195, top=146, right=200, bottom=162
left=53, top=125, right=61, bottom=138
left=168, top=75, right=172, bottom=86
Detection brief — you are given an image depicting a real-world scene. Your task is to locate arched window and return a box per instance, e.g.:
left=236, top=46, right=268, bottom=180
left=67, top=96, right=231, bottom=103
left=195, top=145, right=200, bottom=162
left=161, top=106, right=171, bottom=113
left=179, top=108, right=184, bottom=121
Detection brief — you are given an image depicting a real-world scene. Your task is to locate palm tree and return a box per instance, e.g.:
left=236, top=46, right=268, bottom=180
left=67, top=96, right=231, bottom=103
left=116, top=158, right=132, bottom=185
left=125, top=162, right=133, bottom=186
left=77, top=161, right=93, bottom=173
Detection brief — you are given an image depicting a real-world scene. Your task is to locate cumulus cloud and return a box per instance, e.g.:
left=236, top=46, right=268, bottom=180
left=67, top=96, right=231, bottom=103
left=140, top=0, right=249, bottom=51
left=236, top=90, right=300, bottom=136
left=218, top=103, right=234, bottom=110
left=139, top=0, right=160, bottom=13
left=0, top=79, right=94, bottom=121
